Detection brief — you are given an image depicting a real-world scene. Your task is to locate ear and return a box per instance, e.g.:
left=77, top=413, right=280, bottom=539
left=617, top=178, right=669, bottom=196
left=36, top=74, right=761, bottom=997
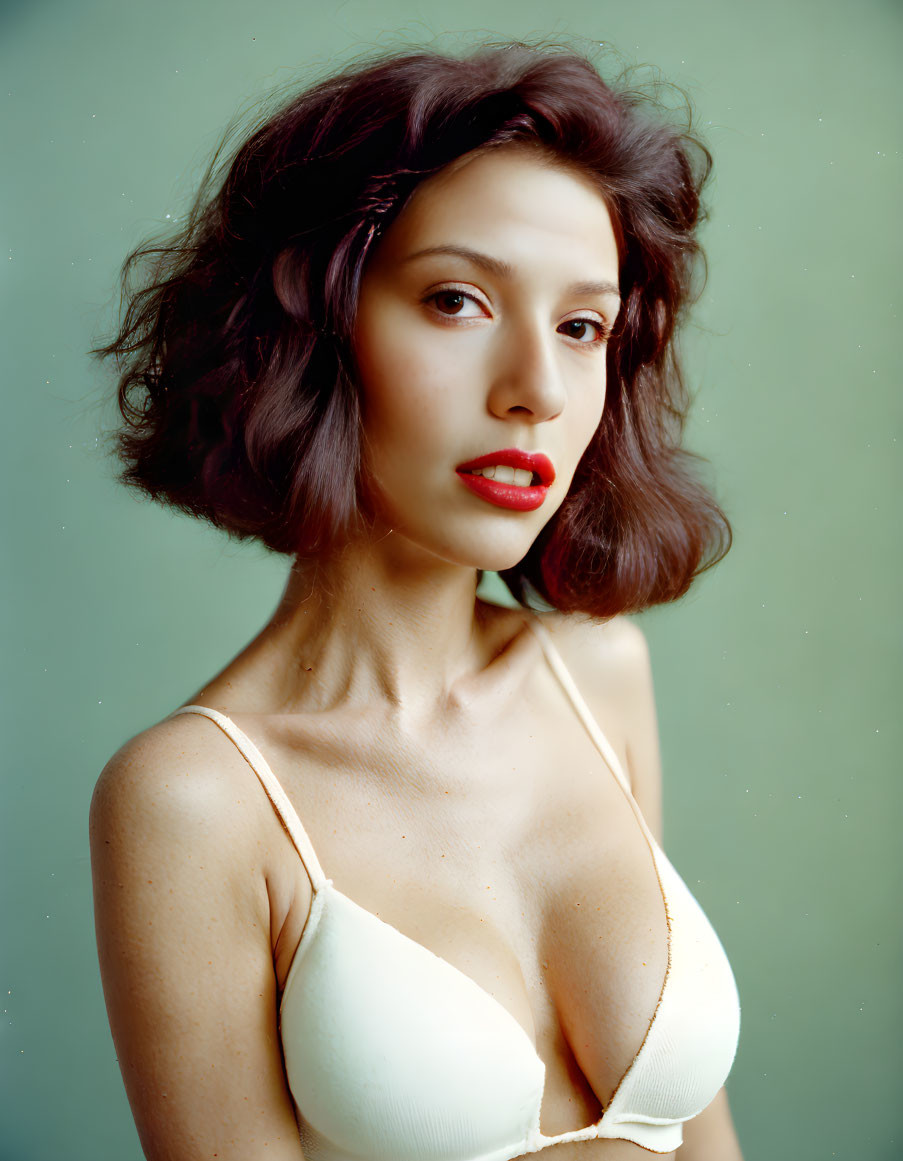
left=272, top=246, right=312, bottom=322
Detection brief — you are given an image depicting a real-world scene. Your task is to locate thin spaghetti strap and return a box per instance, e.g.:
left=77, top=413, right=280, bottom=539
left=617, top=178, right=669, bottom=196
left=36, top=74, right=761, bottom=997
left=525, top=614, right=633, bottom=797
left=168, top=704, right=328, bottom=893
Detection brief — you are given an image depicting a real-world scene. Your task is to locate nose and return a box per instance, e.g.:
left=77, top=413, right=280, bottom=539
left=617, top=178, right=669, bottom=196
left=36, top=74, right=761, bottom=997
left=485, top=315, right=568, bottom=424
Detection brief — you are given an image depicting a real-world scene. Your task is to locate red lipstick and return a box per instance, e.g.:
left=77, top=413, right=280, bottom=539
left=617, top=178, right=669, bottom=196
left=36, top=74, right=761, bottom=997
left=455, top=448, right=556, bottom=512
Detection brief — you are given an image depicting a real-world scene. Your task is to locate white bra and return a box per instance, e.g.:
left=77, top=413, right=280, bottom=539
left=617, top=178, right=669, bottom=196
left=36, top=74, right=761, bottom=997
left=169, top=615, right=740, bottom=1159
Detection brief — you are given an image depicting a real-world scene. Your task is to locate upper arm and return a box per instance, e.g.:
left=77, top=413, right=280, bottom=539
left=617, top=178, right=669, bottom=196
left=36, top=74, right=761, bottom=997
left=89, top=721, right=306, bottom=1160
left=680, top=1086, right=745, bottom=1161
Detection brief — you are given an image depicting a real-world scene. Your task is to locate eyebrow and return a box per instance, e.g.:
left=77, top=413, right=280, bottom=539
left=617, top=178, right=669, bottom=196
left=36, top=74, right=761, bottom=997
left=402, top=243, right=621, bottom=304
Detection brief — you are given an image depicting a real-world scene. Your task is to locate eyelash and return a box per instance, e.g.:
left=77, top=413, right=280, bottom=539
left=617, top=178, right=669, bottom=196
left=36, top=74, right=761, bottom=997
left=423, top=288, right=612, bottom=346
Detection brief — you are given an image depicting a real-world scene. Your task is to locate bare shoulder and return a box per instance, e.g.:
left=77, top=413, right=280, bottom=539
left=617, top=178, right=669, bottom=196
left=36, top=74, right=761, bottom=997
left=88, top=713, right=306, bottom=1159
left=530, top=609, right=652, bottom=697
left=531, top=610, right=665, bottom=843
left=90, top=710, right=274, bottom=873
left=88, top=712, right=278, bottom=974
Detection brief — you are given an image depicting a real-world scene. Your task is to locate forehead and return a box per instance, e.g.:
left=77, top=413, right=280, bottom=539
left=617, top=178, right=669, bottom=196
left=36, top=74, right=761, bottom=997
left=379, top=145, right=620, bottom=281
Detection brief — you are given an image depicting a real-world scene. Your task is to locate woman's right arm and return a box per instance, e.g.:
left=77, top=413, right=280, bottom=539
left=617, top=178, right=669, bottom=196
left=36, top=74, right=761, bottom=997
left=89, top=724, right=306, bottom=1160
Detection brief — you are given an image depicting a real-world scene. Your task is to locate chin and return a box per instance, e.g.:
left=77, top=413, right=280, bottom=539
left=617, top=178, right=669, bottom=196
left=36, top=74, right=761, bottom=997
left=436, top=535, right=538, bottom=576
left=446, top=518, right=553, bottom=575
left=475, top=547, right=532, bottom=574
left=371, top=501, right=554, bottom=576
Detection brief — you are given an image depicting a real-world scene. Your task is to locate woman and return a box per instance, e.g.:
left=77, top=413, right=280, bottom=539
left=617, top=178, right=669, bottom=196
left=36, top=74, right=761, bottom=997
left=89, top=41, right=743, bottom=1161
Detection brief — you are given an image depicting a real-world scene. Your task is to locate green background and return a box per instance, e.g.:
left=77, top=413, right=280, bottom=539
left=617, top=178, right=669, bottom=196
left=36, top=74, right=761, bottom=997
left=2, top=1, right=900, bottom=1158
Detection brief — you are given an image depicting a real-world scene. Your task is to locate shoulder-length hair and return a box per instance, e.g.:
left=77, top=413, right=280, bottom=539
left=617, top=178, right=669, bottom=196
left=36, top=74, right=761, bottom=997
left=92, top=40, right=731, bottom=619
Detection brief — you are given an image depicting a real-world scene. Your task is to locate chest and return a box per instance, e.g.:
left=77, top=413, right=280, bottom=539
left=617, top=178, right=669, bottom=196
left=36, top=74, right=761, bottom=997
left=261, top=666, right=671, bottom=1132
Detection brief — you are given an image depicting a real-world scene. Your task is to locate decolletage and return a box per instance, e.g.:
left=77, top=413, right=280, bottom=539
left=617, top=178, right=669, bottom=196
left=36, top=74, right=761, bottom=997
left=168, top=614, right=740, bottom=1160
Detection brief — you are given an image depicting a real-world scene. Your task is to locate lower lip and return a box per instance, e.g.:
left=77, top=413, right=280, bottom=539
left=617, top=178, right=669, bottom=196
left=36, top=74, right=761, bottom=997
left=456, top=471, right=550, bottom=511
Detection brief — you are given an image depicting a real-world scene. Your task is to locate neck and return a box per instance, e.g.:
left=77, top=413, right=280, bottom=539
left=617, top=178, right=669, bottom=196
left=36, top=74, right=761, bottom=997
left=256, top=532, right=516, bottom=719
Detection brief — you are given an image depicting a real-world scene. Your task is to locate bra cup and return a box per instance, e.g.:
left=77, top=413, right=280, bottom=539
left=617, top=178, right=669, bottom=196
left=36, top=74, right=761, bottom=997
left=281, top=888, right=546, bottom=1161
left=602, top=853, right=741, bottom=1129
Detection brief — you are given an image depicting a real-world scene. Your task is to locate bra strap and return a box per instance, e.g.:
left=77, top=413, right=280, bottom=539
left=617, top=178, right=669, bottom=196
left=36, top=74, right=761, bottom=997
left=525, top=614, right=633, bottom=797
left=169, top=704, right=328, bottom=893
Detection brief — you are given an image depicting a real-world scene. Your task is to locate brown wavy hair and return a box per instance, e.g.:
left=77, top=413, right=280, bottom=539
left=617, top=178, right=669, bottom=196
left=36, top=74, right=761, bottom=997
left=91, top=39, right=731, bottom=619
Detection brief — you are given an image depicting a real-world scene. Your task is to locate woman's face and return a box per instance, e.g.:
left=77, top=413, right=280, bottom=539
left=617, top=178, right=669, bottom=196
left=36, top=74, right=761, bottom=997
left=351, top=144, right=621, bottom=574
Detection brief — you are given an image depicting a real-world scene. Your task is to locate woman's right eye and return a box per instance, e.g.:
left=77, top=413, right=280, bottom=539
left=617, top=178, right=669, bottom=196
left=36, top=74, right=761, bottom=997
left=423, top=289, right=486, bottom=318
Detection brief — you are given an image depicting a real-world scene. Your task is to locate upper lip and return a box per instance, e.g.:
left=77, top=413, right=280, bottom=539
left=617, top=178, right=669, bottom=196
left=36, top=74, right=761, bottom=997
left=456, top=448, right=556, bottom=486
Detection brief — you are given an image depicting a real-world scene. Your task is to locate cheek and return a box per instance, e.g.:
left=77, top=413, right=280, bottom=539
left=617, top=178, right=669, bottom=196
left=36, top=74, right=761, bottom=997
left=362, top=359, right=452, bottom=457
left=571, top=370, right=606, bottom=459
left=355, top=306, right=465, bottom=453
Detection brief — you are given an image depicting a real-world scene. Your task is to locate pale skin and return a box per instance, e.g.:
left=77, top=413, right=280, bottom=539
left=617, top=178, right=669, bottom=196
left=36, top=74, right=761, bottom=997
left=90, top=144, right=744, bottom=1161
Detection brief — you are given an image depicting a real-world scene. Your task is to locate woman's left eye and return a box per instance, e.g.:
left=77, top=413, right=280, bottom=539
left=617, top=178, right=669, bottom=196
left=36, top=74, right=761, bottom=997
left=559, top=318, right=611, bottom=345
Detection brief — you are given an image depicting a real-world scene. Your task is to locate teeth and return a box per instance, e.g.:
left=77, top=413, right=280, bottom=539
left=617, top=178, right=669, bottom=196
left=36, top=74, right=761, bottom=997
left=470, top=465, right=535, bottom=486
